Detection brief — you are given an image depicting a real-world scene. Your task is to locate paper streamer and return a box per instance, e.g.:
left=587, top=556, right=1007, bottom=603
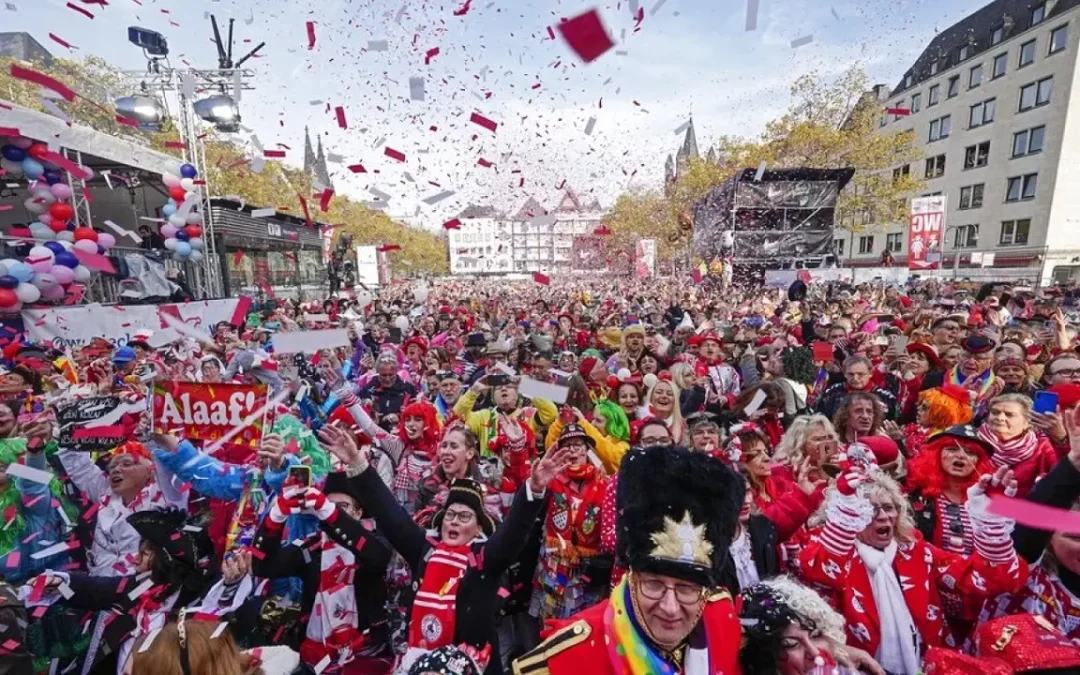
left=745, top=0, right=759, bottom=30
left=251, top=208, right=276, bottom=218
left=518, top=376, right=568, bottom=404
left=5, top=463, right=53, bottom=485
left=409, top=77, right=425, bottom=101
left=584, top=117, right=596, bottom=135
left=272, top=329, right=350, bottom=354
left=987, top=495, right=1080, bottom=534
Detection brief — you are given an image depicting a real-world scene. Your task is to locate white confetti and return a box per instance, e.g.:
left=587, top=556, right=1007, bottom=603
left=584, top=117, right=597, bottom=135
left=57, top=583, right=73, bottom=600
left=422, top=190, right=455, bottom=205
left=755, top=161, right=767, bottom=181
left=31, top=541, right=72, bottom=560
left=368, top=40, right=389, bottom=52
left=649, top=0, right=668, bottom=13
left=313, top=655, right=332, bottom=675
left=369, top=187, right=392, bottom=202
left=673, top=120, right=691, bottom=136
left=404, top=172, right=415, bottom=182
left=308, top=100, right=324, bottom=106
left=409, top=76, right=425, bottom=101
left=831, top=6, right=841, bottom=20
left=211, top=623, right=228, bottom=639
left=745, top=0, right=759, bottom=31
left=790, top=35, right=813, bottom=48
left=5, top=463, right=54, bottom=484
left=4, top=3, right=16, bottom=11
left=394, top=6, right=406, bottom=24
left=326, top=152, right=343, bottom=163
left=137, top=627, right=162, bottom=653
left=251, top=208, right=276, bottom=218
left=615, top=50, right=628, bottom=56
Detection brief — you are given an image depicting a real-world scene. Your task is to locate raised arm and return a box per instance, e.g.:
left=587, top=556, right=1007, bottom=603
left=57, top=448, right=109, bottom=503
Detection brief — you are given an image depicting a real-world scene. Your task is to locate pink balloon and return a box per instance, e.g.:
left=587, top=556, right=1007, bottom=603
left=97, top=233, right=116, bottom=249
left=11, top=137, right=33, bottom=150
left=160, top=224, right=179, bottom=239
left=37, top=214, right=53, bottom=226
left=42, top=285, right=65, bottom=302
left=49, top=265, right=74, bottom=285
left=49, top=183, right=73, bottom=200
left=73, top=239, right=98, bottom=254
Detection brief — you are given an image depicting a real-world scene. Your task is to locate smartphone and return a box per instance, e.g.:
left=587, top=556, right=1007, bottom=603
left=892, top=335, right=909, bottom=352
left=1033, top=391, right=1060, bottom=415
left=286, top=465, right=312, bottom=489
left=488, top=373, right=511, bottom=387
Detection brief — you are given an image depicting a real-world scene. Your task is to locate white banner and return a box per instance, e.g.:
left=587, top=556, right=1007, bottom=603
left=22, top=298, right=250, bottom=349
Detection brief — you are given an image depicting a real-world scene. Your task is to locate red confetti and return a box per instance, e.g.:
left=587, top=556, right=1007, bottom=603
left=0, top=127, right=19, bottom=136
left=335, top=106, right=348, bottom=129
left=11, top=64, right=76, bottom=101
left=442, top=219, right=461, bottom=230
left=115, top=115, right=140, bottom=128
left=0, top=206, right=13, bottom=213
left=49, top=34, right=75, bottom=50
left=477, top=157, right=492, bottom=168
left=38, top=151, right=90, bottom=179
left=453, top=0, right=472, bottom=15
left=533, top=272, right=551, bottom=285
left=556, top=179, right=566, bottom=189
left=470, top=112, right=498, bottom=133
left=886, top=107, right=912, bottom=116
left=384, top=147, right=406, bottom=162
left=531, top=83, right=542, bottom=89
left=306, top=22, right=316, bottom=50
left=298, top=195, right=313, bottom=228
left=233, top=250, right=245, bottom=266
left=556, top=9, right=614, bottom=63
left=164, top=141, right=188, bottom=149
left=425, top=47, right=440, bottom=65
left=263, top=150, right=286, bottom=158
left=66, top=2, right=94, bottom=19
left=691, top=269, right=703, bottom=284
left=319, top=188, right=334, bottom=212
left=377, top=244, right=401, bottom=253
left=348, top=164, right=367, bottom=173
left=5, top=551, right=19, bottom=568
left=546, top=26, right=556, bottom=40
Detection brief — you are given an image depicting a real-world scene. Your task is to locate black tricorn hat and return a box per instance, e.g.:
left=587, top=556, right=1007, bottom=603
left=616, top=445, right=744, bottom=588
left=127, top=508, right=214, bottom=571
left=323, top=471, right=362, bottom=505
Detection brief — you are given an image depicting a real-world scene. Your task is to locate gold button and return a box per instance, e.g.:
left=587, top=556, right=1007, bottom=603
left=573, top=625, right=582, bottom=634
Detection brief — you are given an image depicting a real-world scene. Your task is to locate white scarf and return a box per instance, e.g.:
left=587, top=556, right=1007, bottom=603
left=304, top=535, right=362, bottom=664
left=729, top=529, right=759, bottom=590
left=856, top=541, right=920, bottom=675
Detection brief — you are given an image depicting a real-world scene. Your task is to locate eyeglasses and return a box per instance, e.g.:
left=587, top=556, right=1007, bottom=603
left=1051, top=368, right=1080, bottom=378
left=443, top=509, right=476, bottom=524
left=332, top=501, right=357, bottom=513
left=635, top=575, right=706, bottom=605
left=872, top=503, right=898, bottom=517
left=639, top=436, right=670, bottom=448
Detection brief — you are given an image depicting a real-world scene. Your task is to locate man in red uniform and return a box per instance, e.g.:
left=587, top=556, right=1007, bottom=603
left=512, top=444, right=745, bottom=675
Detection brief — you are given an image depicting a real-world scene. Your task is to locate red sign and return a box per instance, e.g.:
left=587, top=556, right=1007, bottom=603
left=152, top=381, right=269, bottom=447
left=908, top=196, right=946, bottom=270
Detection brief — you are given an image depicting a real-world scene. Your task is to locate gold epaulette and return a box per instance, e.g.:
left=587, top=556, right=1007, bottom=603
left=707, top=589, right=732, bottom=603
left=512, top=621, right=592, bottom=675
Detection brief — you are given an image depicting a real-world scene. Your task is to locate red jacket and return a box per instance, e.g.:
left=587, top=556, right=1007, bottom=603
left=754, top=467, right=820, bottom=542
left=1007, top=436, right=1058, bottom=497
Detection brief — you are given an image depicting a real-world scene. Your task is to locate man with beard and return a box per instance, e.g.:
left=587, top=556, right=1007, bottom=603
left=696, top=333, right=741, bottom=411
left=434, top=370, right=464, bottom=423
left=358, top=353, right=419, bottom=424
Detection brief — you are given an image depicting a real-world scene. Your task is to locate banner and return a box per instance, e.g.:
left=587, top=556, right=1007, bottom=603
left=56, top=396, right=145, bottom=451
left=908, top=196, right=947, bottom=270
left=22, top=298, right=250, bottom=349
left=636, top=239, right=657, bottom=278
left=152, top=381, right=269, bottom=447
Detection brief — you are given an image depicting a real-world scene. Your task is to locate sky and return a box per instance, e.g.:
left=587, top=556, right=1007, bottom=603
left=3, top=0, right=995, bottom=228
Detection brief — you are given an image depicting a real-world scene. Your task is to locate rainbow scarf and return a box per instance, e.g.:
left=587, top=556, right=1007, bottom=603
left=946, top=366, right=997, bottom=401
left=604, top=575, right=681, bottom=675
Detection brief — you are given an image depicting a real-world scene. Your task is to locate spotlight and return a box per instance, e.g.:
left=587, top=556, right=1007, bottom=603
left=127, top=27, right=169, bottom=57
left=115, top=95, right=167, bottom=130
left=193, top=94, right=241, bottom=132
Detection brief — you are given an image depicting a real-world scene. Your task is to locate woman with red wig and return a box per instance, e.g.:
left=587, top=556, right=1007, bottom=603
left=899, top=384, right=972, bottom=460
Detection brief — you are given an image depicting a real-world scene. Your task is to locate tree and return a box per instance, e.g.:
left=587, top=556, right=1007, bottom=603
left=605, top=191, right=683, bottom=259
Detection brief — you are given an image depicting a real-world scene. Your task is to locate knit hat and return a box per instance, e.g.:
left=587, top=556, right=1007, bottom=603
left=557, top=423, right=595, bottom=449
left=432, top=478, right=496, bottom=536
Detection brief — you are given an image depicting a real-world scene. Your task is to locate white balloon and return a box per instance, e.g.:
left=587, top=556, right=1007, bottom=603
left=188, top=237, right=204, bottom=251
left=179, top=178, right=196, bottom=192
left=72, top=265, right=91, bottom=283
left=0, top=263, right=8, bottom=277
left=164, top=238, right=178, bottom=251
left=185, top=212, right=203, bottom=225
left=15, top=283, right=40, bottom=304
left=413, top=284, right=429, bottom=304
left=30, top=224, right=53, bottom=241
left=394, top=316, right=410, bottom=331
left=356, top=291, right=373, bottom=308
left=32, top=273, right=57, bottom=291
left=0, top=259, right=20, bottom=274
left=0, top=159, right=23, bottom=176
left=73, top=239, right=98, bottom=254
left=168, top=214, right=187, bottom=228
left=55, top=231, right=75, bottom=243
left=57, top=240, right=73, bottom=251
left=30, top=187, right=55, bottom=204
left=188, top=250, right=204, bottom=263
left=162, top=173, right=181, bottom=188
left=23, top=198, right=45, bottom=215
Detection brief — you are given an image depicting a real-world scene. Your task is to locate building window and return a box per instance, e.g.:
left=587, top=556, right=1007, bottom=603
left=834, top=239, right=845, bottom=256
left=969, top=64, right=983, bottom=88
left=964, top=141, right=991, bottom=169
left=1020, top=39, right=1036, bottom=66
left=1032, top=3, right=1045, bottom=25
left=958, top=45, right=970, bottom=61
left=947, top=75, right=960, bottom=98
left=992, top=52, right=1008, bottom=78
left=954, top=224, right=979, bottom=249
left=1019, top=76, right=1053, bottom=111
left=931, top=61, right=939, bottom=75
left=905, top=74, right=913, bottom=89
left=1000, top=219, right=1031, bottom=245
left=925, top=154, right=946, bottom=178
left=928, top=84, right=940, bottom=106
left=893, top=164, right=910, bottom=182
left=1050, top=25, right=1068, bottom=54
left=1012, top=125, right=1045, bottom=157
left=929, top=115, right=951, bottom=141
left=958, top=184, right=985, bottom=210
left=858, top=236, right=875, bottom=254
left=1006, top=173, right=1038, bottom=201
left=886, top=233, right=903, bottom=252
left=911, top=92, right=921, bottom=112
left=969, top=98, right=995, bottom=127
left=891, top=100, right=906, bottom=120
left=992, top=25, right=1004, bottom=45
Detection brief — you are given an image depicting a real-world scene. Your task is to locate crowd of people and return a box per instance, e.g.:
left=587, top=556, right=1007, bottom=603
left=1, top=273, right=1080, bottom=675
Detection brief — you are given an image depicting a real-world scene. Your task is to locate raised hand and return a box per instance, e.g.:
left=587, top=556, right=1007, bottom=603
left=970, top=466, right=1018, bottom=499
left=257, top=433, right=287, bottom=470
left=529, top=445, right=575, bottom=493
left=221, top=550, right=251, bottom=585
left=318, top=424, right=363, bottom=468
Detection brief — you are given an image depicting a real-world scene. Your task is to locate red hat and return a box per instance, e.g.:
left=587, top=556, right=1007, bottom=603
left=403, top=335, right=429, bottom=354
left=906, top=342, right=943, bottom=370
left=1048, top=383, right=1080, bottom=410
left=859, top=435, right=900, bottom=466
left=939, top=383, right=972, bottom=405
left=687, top=335, right=705, bottom=347
left=578, top=356, right=600, bottom=379
left=701, top=332, right=722, bottom=345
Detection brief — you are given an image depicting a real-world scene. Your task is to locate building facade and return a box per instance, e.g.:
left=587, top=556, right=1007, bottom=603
left=842, top=0, right=1080, bottom=283
left=447, top=205, right=513, bottom=275
left=0, top=33, right=53, bottom=65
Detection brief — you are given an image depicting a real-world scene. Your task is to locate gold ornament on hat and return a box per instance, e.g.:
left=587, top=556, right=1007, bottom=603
left=649, top=511, right=713, bottom=566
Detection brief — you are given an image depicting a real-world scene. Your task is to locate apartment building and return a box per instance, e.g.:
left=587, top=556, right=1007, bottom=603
left=843, top=0, right=1080, bottom=283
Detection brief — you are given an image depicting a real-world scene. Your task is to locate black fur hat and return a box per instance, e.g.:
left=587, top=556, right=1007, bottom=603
left=616, top=445, right=745, bottom=588
left=127, top=508, right=214, bottom=572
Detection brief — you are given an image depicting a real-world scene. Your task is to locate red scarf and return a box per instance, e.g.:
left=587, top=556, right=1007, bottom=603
left=565, top=463, right=597, bottom=482
left=978, top=426, right=1039, bottom=468
left=407, top=543, right=471, bottom=650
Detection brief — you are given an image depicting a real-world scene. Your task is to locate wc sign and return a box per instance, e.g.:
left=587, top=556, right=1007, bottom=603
left=908, top=196, right=947, bottom=270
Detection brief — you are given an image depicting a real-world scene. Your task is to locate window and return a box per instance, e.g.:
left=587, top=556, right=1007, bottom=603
left=1020, top=39, right=1036, bottom=66
left=992, top=25, right=1004, bottom=45
left=858, top=236, right=875, bottom=254
left=993, top=52, right=1008, bottom=78
left=1012, top=125, right=1045, bottom=156
left=925, top=154, right=946, bottom=178
left=964, top=141, right=991, bottom=169
left=931, top=61, right=939, bottom=75
left=885, top=233, right=903, bottom=252
left=1000, top=219, right=1031, bottom=245
left=954, top=224, right=979, bottom=249
left=958, top=45, right=970, bottom=61
left=891, top=100, right=905, bottom=120
left=1032, top=3, right=1045, bottom=25
left=1050, top=25, right=1068, bottom=54
left=1019, top=76, right=1053, bottom=111
left=893, top=164, right=910, bottom=182
left=834, top=239, right=845, bottom=256
left=947, top=75, right=960, bottom=98
left=969, top=64, right=983, bottom=88
left=928, top=84, right=940, bottom=106
left=911, top=92, right=921, bottom=112
left=1006, top=173, right=1038, bottom=201
left=929, top=115, right=951, bottom=141
left=905, top=75, right=913, bottom=89
left=959, top=184, right=985, bottom=209
left=969, top=99, right=995, bottom=127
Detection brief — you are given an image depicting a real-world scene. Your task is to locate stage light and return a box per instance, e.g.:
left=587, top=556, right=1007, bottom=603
left=115, top=95, right=167, bottom=130
left=193, top=94, right=241, bottom=132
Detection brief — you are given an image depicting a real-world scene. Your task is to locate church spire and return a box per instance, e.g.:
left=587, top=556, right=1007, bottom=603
left=315, top=136, right=333, bottom=189
left=303, top=126, right=316, bottom=175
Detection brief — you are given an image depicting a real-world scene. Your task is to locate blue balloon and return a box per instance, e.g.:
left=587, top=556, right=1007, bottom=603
left=66, top=222, right=76, bottom=231
left=174, top=241, right=192, bottom=257
left=162, top=204, right=177, bottom=217
left=179, top=164, right=198, bottom=179
left=1, top=145, right=25, bottom=163
left=175, top=230, right=190, bottom=242
left=43, top=170, right=62, bottom=185
left=53, top=252, right=78, bottom=269
left=0, top=276, right=18, bottom=290
left=21, top=158, right=44, bottom=179
left=43, top=242, right=65, bottom=255
left=7, top=263, right=33, bottom=283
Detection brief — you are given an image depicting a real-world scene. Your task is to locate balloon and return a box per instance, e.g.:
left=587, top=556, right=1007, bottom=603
left=43, top=170, right=62, bottom=185
left=1, top=145, right=25, bottom=162
left=179, top=163, right=198, bottom=179
left=41, top=285, right=65, bottom=302
left=15, top=283, right=40, bottom=304
left=0, top=159, right=23, bottom=177
left=175, top=230, right=190, bottom=242
left=0, top=289, right=18, bottom=309
left=168, top=214, right=186, bottom=229
left=413, top=284, right=429, bottom=303
left=30, top=224, right=53, bottom=241
left=26, top=143, right=48, bottom=160
left=32, top=273, right=57, bottom=291
left=7, top=262, right=33, bottom=283
left=49, top=265, right=74, bottom=285
left=73, top=227, right=97, bottom=242
left=23, top=198, right=45, bottom=215
left=56, top=240, right=73, bottom=251
left=10, top=137, right=32, bottom=150
left=160, top=224, right=179, bottom=239
left=188, top=237, right=204, bottom=251
left=97, top=233, right=116, bottom=249
left=162, top=173, right=182, bottom=188
left=53, top=251, right=78, bottom=269
left=0, top=260, right=17, bottom=276
left=162, top=203, right=177, bottom=218
left=163, top=238, right=178, bottom=251
left=49, top=183, right=73, bottom=200
left=48, top=220, right=67, bottom=234
left=184, top=225, right=203, bottom=238
left=31, top=187, right=56, bottom=204
left=174, top=241, right=192, bottom=257
left=73, top=239, right=98, bottom=254
left=185, top=212, right=203, bottom=226
left=356, top=291, right=373, bottom=308
left=169, top=187, right=187, bottom=202
left=179, top=178, right=195, bottom=192
left=48, top=202, right=73, bottom=222
left=27, top=246, right=54, bottom=272
left=188, top=250, right=204, bottom=263
left=72, top=265, right=90, bottom=283
left=42, top=241, right=64, bottom=255
left=172, top=253, right=187, bottom=262
left=21, top=158, right=44, bottom=179
left=55, top=231, right=74, bottom=243
left=0, top=276, right=18, bottom=290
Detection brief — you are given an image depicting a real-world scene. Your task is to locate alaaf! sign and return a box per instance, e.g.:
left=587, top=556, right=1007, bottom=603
left=152, top=381, right=269, bottom=446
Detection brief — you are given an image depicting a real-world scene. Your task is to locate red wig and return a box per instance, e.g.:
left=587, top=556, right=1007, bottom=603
left=398, top=400, right=440, bottom=454
left=906, top=435, right=993, bottom=499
